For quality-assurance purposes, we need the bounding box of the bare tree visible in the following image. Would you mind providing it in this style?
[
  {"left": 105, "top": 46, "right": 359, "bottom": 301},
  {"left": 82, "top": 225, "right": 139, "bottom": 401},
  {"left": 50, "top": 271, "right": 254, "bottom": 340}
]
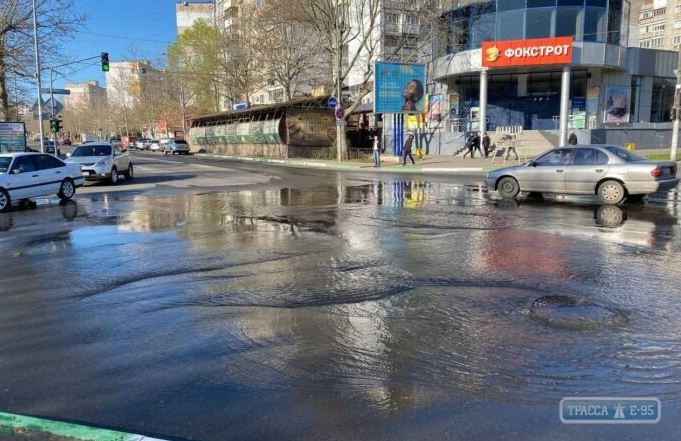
[
  {"left": 251, "top": 0, "right": 330, "bottom": 101},
  {"left": 0, "top": 0, "right": 84, "bottom": 120}
]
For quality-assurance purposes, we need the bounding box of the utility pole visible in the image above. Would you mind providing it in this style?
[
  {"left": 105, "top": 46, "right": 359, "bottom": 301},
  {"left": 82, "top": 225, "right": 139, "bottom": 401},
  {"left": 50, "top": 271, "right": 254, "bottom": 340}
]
[
  {"left": 671, "top": 47, "right": 681, "bottom": 161},
  {"left": 32, "top": 0, "right": 45, "bottom": 153}
]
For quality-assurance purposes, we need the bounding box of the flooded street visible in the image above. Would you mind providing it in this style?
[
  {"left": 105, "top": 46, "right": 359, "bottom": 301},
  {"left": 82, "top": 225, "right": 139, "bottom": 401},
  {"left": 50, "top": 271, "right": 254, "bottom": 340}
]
[{"left": 1, "top": 170, "right": 680, "bottom": 440}]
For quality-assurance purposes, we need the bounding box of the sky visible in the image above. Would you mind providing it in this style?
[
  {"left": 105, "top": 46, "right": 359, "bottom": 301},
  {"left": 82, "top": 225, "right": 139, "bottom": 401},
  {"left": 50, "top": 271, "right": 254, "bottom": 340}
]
[{"left": 51, "top": 0, "right": 203, "bottom": 89}]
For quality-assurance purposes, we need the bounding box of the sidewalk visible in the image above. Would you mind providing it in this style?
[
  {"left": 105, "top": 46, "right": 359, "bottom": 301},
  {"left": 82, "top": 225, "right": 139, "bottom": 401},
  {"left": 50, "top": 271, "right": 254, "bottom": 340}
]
[
  {"left": 195, "top": 152, "right": 519, "bottom": 174},
  {"left": 195, "top": 148, "right": 675, "bottom": 175}
]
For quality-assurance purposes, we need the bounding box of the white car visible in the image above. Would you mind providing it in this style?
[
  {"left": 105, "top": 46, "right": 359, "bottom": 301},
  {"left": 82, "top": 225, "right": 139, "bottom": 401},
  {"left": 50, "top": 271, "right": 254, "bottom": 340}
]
[
  {"left": 65, "top": 142, "right": 133, "bottom": 185},
  {"left": 149, "top": 140, "right": 161, "bottom": 151},
  {"left": 0, "top": 152, "right": 85, "bottom": 213}
]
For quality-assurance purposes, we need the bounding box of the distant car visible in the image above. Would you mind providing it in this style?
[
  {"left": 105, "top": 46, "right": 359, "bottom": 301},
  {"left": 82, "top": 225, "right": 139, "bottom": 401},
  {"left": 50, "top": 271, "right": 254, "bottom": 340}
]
[
  {"left": 0, "top": 152, "right": 84, "bottom": 212},
  {"left": 134, "top": 138, "right": 151, "bottom": 150},
  {"left": 60, "top": 138, "right": 72, "bottom": 146},
  {"left": 65, "top": 142, "right": 133, "bottom": 185},
  {"left": 149, "top": 140, "right": 161, "bottom": 151},
  {"left": 485, "top": 144, "right": 679, "bottom": 205},
  {"left": 164, "top": 139, "right": 190, "bottom": 155}
]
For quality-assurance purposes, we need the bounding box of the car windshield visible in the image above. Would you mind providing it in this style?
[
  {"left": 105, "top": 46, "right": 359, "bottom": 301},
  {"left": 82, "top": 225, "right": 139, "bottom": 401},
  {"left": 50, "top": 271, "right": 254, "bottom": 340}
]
[
  {"left": 175, "top": 141, "right": 188, "bottom": 145},
  {"left": 604, "top": 145, "right": 646, "bottom": 162},
  {"left": 0, "top": 157, "right": 10, "bottom": 173},
  {"left": 71, "top": 145, "right": 112, "bottom": 157}
]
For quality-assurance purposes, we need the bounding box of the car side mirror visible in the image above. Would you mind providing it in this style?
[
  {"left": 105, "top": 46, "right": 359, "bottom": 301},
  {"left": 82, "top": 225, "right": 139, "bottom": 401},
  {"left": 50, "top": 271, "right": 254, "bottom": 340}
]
[
  {"left": 66, "top": 152, "right": 71, "bottom": 158},
  {"left": 11, "top": 169, "right": 21, "bottom": 174},
  {"left": 528, "top": 161, "right": 537, "bottom": 167}
]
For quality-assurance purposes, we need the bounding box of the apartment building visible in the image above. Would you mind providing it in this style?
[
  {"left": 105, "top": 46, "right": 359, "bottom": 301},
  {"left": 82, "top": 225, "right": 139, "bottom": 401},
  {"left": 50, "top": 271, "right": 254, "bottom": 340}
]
[
  {"left": 637, "top": 0, "right": 681, "bottom": 50},
  {"left": 63, "top": 81, "right": 106, "bottom": 113},
  {"left": 105, "top": 61, "right": 160, "bottom": 109},
  {"left": 176, "top": 1, "right": 216, "bottom": 35}
]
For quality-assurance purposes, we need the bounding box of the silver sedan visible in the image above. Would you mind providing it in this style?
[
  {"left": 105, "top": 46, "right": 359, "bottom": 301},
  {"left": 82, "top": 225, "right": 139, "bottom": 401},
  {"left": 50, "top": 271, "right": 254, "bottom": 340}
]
[{"left": 485, "top": 145, "right": 678, "bottom": 204}]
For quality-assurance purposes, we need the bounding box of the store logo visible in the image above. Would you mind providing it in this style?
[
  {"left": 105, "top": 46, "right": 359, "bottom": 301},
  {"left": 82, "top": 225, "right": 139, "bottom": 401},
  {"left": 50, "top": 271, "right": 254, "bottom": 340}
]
[
  {"left": 560, "top": 397, "right": 661, "bottom": 424},
  {"left": 485, "top": 46, "right": 500, "bottom": 62},
  {"left": 481, "top": 37, "right": 573, "bottom": 67}
]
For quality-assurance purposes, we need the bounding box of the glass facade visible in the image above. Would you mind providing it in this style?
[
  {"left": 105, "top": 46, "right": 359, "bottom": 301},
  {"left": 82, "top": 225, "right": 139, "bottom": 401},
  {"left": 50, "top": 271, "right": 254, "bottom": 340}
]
[{"left": 443, "top": 0, "right": 626, "bottom": 55}]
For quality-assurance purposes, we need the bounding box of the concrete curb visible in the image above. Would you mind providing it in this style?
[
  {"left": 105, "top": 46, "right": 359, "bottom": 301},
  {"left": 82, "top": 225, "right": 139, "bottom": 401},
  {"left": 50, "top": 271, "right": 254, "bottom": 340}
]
[
  {"left": 194, "top": 153, "right": 489, "bottom": 174},
  {"left": 0, "top": 411, "right": 167, "bottom": 441}
]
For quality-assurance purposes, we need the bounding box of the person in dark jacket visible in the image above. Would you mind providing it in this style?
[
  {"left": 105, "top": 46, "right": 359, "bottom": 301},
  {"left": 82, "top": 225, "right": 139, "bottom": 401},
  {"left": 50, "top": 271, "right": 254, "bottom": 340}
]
[
  {"left": 568, "top": 132, "right": 578, "bottom": 145},
  {"left": 402, "top": 133, "right": 415, "bottom": 165},
  {"left": 482, "top": 133, "right": 491, "bottom": 157}
]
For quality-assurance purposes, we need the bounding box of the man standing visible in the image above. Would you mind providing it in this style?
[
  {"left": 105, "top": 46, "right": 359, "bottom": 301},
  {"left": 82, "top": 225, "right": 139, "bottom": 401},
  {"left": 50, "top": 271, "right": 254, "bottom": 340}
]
[
  {"left": 482, "top": 133, "right": 491, "bottom": 157},
  {"left": 403, "top": 133, "right": 415, "bottom": 166},
  {"left": 372, "top": 135, "right": 381, "bottom": 167},
  {"left": 568, "top": 132, "right": 578, "bottom": 145}
]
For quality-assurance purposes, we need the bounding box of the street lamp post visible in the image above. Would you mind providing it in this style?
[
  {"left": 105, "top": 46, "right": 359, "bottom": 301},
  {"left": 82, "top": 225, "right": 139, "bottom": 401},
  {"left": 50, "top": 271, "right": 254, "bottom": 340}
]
[{"left": 32, "top": 0, "right": 45, "bottom": 152}]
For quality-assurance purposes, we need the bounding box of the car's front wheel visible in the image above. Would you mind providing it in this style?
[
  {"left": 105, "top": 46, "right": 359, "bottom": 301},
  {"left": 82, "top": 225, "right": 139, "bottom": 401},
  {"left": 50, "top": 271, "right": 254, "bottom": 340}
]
[
  {"left": 57, "top": 178, "right": 76, "bottom": 201},
  {"left": 497, "top": 177, "right": 520, "bottom": 199},
  {"left": 124, "top": 163, "right": 134, "bottom": 180},
  {"left": 110, "top": 167, "right": 119, "bottom": 185},
  {"left": 597, "top": 180, "right": 625, "bottom": 205},
  {"left": 0, "top": 188, "right": 11, "bottom": 213}
]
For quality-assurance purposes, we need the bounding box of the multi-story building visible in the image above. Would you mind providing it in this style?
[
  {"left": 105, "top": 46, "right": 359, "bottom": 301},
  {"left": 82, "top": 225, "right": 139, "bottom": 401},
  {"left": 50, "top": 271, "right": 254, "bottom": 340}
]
[
  {"left": 63, "top": 81, "right": 106, "bottom": 112},
  {"left": 105, "top": 60, "right": 159, "bottom": 109},
  {"left": 637, "top": 0, "right": 681, "bottom": 50},
  {"left": 428, "top": 0, "right": 678, "bottom": 148},
  {"left": 176, "top": 1, "right": 216, "bottom": 35}
]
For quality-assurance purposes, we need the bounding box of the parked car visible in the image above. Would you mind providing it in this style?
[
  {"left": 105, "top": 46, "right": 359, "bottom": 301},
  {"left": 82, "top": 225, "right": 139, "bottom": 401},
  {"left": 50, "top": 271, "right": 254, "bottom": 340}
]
[
  {"left": 65, "top": 142, "right": 133, "bottom": 185},
  {"left": 134, "top": 138, "right": 151, "bottom": 150},
  {"left": 149, "top": 140, "right": 161, "bottom": 151},
  {"left": 164, "top": 139, "right": 190, "bottom": 155},
  {"left": 0, "top": 152, "right": 85, "bottom": 212},
  {"left": 60, "top": 138, "right": 72, "bottom": 146},
  {"left": 485, "top": 144, "right": 679, "bottom": 205}
]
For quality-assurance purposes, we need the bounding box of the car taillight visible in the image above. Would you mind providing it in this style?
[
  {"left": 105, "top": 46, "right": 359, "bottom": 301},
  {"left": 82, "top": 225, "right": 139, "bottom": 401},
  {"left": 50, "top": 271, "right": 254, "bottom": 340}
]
[
  {"left": 672, "top": 165, "right": 677, "bottom": 176},
  {"left": 651, "top": 167, "right": 663, "bottom": 178}
]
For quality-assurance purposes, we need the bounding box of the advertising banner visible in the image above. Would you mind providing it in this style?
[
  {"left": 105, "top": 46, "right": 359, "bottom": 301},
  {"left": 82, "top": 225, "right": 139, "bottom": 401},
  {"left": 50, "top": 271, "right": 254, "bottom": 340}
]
[
  {"left": 481, "top": 36, "right": 573, "bottom": 68},
  {"left": 603, "top": 87, "right": 630, "bottom": 123},
  {"left": 374, "top": 62, "right": 426, "bottom": 114},
  {"left": 0, "top": 122, "right": 26, "bottom": 153}
]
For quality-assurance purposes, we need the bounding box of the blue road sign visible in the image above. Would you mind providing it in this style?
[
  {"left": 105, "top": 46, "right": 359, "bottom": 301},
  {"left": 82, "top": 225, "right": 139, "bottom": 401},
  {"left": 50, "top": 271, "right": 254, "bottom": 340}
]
[{"left": 327, "top": 97, "right": 337, "bottom": 109}]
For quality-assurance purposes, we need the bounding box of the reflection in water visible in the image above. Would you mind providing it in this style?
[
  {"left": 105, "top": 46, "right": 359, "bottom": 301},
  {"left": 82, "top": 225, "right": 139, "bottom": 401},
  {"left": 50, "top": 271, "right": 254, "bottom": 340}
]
[{"left": 1, "top": 177, "right": 681, "bottom": 439}]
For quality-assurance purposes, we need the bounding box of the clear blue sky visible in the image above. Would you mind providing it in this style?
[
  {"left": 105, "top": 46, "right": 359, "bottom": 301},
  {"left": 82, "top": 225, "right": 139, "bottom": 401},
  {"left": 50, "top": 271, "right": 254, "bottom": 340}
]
[{"left": 53, "top": 1, "right": 202, "bottom": 89}]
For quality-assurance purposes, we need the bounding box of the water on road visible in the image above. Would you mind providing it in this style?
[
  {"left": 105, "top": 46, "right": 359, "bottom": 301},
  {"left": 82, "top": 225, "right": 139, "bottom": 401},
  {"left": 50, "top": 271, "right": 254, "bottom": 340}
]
[{"left": 1, "top": 176, "right": 680, "bottom": 440}]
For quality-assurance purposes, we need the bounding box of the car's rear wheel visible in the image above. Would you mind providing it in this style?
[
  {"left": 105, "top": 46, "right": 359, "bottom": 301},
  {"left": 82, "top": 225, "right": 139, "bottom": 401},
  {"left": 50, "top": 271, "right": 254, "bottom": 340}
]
[
  {"left": 110, "top": 167, "right": 119, "bottom": 185},
  {"left": 597, "top": 180, "right": 625, "bottom": 205},
  {"left": 57, "top": 178, "right": 76, "bottom": 201},
  {"left": 498, "top": 177, "right": 520, "bottom": 199},
  {"left": 0, "top": 188, "right": 10, "bottom": 213},
  {"left": 124, "top": 163, "right": 134, "bottom": 180}
]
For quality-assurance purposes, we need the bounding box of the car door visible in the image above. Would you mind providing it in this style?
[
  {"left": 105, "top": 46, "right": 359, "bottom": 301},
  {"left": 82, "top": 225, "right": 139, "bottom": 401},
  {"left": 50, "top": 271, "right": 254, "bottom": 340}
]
[
  {"left": 113, "top": 145, "right": 129, "bottom": 169},
  {"left": 32, "top": 154, "right": 69, "bottom": 195},
  {"left": 564, "top": 148, "right": 610, "bottom": 194},
  {"left": 521, "top": 148, "right": 572, "bottom": 193},
  {"left": 7, "top": 155, "right": 42, "bottom": 200}
]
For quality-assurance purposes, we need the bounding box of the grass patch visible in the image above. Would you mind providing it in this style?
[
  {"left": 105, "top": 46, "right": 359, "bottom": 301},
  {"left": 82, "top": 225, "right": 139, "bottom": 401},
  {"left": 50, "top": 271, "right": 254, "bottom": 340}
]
[{"left": 644, "top": 153, "right": 681, "bottom": 161}]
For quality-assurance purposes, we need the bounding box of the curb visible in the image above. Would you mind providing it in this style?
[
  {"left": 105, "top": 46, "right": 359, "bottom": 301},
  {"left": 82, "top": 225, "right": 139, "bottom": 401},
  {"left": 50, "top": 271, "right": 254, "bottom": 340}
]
[
  {"left": 194, "top": 153, "right": 489, "bottom": 174},
  {"left": 0, "top": 411, "right": 167, "bottom": 441}
]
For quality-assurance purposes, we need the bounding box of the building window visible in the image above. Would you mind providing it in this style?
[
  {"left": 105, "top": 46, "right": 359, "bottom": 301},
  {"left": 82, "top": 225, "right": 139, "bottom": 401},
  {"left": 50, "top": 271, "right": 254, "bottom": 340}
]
[
  {"left": 526, "top": 7, "right": 555, "bottom": 38},
  {"left": 556, "top": 7, "right": 582, "bottom": 39}
]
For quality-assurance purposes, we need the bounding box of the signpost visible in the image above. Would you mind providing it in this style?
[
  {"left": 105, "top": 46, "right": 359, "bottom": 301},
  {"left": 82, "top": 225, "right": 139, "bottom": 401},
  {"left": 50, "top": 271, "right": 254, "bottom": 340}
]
[{"left": 327, "top": 96, "right": 337, "bottom": 109}]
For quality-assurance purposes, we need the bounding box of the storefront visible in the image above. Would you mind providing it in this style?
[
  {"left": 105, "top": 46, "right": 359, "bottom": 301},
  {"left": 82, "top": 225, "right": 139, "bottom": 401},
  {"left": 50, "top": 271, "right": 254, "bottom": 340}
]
[{"left": 430, "top": 0, "right": 678, "bottom": 147}]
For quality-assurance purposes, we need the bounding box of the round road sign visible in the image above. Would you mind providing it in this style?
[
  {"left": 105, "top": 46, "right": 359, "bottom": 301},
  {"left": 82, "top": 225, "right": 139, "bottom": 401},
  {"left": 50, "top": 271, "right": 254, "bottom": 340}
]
[{"left": 327, "top": 97, "right": 337, "bottom": 108}]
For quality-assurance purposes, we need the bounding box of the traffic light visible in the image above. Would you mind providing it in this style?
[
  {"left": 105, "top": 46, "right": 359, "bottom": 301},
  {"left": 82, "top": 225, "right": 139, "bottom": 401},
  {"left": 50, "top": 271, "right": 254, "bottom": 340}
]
[
  {"left": 101, "top": 52, "right": 109, "bottom": 72},
  {"left": 50, "top": 118, "right": 59, "bottom": 133}
]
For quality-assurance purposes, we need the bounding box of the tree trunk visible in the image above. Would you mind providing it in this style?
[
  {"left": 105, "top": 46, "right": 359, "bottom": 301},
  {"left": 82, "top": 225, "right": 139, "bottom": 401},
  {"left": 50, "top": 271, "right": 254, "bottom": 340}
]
[{"left": 0, "top": 39, "right": 10, "bottom": 120}]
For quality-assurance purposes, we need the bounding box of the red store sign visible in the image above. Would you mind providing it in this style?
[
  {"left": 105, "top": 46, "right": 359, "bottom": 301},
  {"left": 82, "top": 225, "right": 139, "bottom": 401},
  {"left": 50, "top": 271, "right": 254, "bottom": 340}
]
[{"left": 481, "top": 37, "right": 573, "bottom": 67}]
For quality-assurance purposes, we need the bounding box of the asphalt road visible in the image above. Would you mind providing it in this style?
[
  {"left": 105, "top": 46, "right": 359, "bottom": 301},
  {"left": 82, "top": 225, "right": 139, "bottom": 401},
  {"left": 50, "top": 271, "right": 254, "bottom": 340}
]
[{"left": 1, "top": 152, "right": 680, "bottom": 441}]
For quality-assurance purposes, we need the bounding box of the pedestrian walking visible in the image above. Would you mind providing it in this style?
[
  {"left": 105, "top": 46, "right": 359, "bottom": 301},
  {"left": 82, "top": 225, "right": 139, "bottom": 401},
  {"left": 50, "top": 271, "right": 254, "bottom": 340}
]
[
  {"left": 463, "top": 133, "right": 474, "bottom": 158},
  {"left": 372, "top": 135, "right": 381, "bottom": 167},
  {"left": 471, "top": 133, "right": 483, "bottom": 158},
  {"left": 568, "top": 132, "right": 578, "bottom": 145},
  {"left": 482, "top": 133, "right": 491, "bottom": 157},
  {"left": 402, "top": 133, "right": 415, "bottom": 165}
]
